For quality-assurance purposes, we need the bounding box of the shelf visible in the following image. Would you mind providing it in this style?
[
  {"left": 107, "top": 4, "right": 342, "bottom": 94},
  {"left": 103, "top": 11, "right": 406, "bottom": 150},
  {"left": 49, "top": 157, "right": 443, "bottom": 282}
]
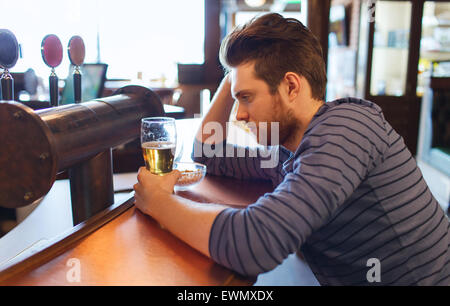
[
  {"left": 373, "top": 46, "right": 408, "bottom": 51},
  {"left": 420, "top": 50, "right": 450, "bottom": 61}
]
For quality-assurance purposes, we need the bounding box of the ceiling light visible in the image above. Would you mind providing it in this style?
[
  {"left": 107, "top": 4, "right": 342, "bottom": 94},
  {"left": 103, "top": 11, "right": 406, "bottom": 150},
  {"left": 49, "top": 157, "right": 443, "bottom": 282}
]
[{"left": 244, "top": 0, "right": 266, "bottom": 8}]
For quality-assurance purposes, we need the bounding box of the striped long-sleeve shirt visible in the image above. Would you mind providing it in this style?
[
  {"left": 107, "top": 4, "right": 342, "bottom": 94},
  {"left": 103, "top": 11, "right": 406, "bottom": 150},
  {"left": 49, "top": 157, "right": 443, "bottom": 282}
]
[{"left": 193, "top": 97, "right": 450, "bottom": 286}]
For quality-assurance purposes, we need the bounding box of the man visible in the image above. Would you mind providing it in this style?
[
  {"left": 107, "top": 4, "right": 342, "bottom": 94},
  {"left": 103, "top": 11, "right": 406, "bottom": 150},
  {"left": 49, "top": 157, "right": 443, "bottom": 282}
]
[{"left": 134, "top": 13, "right": 449, "bottom": 285}]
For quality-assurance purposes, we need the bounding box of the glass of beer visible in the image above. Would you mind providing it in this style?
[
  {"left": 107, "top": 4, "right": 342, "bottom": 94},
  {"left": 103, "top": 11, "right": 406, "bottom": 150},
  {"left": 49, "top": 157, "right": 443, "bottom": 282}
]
[{"left": 141, "top": 117, "right": 177, "bottom": 175}]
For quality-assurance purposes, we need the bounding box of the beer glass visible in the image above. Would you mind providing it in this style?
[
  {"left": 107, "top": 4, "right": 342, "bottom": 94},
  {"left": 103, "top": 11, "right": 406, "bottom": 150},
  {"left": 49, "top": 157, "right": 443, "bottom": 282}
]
[{"left": 141, "top": 117, "right": 177, "bottom": 175}]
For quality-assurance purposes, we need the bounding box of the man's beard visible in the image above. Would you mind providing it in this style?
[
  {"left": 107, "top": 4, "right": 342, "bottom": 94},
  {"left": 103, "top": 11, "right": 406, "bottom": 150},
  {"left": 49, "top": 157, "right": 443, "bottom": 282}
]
[
  {"left": 277, "top": 107, "right": 298, "bottom": 147},
  {"left": 256, "top": 93, "right": 298, "bottom": 147}
]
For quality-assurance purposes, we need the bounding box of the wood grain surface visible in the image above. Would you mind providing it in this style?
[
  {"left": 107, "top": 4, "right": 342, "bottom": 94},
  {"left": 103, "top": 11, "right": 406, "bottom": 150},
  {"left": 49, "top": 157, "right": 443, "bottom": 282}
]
[{"left": 1, "top": 175, "right": 272, "bottom": 285}]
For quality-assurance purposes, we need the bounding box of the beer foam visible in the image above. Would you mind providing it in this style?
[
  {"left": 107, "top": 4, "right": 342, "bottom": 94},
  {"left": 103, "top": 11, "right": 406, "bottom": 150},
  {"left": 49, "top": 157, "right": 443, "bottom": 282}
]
[{"left": 142, "top": 141, "right": 176, "bottom": 149}]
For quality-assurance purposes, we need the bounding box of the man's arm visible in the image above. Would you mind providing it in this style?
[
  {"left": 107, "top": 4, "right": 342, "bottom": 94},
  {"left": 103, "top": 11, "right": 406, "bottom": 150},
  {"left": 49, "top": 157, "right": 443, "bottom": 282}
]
[{"left": 195, "top": 74, "right": 234, "bottom": 144}]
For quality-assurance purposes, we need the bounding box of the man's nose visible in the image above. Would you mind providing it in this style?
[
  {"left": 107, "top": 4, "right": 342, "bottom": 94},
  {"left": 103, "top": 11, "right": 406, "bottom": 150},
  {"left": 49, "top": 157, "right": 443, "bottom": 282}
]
[{"left": 235, "top": 102, "right": 249, "bottom": 122}]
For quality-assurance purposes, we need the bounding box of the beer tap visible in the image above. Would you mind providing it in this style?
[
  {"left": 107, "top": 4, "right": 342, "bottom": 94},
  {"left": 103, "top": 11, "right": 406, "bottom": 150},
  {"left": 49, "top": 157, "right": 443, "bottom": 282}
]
[
  {"left": 41, "top": 34, "right": 63, "bottom": 107},
  {"left": 0, "top": 29, "right": 19, "bottom": 101},
  {"left": 68, "top": 36, "right": 85, "bottom": 103}
]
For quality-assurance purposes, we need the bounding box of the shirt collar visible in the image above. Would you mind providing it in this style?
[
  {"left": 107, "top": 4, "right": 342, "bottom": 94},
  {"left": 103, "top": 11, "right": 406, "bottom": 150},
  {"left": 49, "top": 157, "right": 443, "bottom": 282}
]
[{"left": 280, "top": 102, "right": 330, "bottom": 173}]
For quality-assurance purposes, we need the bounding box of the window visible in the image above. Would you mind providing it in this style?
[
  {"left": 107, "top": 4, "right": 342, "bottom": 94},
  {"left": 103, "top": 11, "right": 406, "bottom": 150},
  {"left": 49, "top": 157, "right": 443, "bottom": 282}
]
[
  {"left": 370, "top": 1, "right": 412, "bottom": 96},
  {"left": 417, "top": 1, "right": 450, "bottom": 96},
  {"left": 222, "top": 0, "right": 306, "bottom": 32},
  {"left": 0, "top": 0, "right": 204, "bottom": 84}
]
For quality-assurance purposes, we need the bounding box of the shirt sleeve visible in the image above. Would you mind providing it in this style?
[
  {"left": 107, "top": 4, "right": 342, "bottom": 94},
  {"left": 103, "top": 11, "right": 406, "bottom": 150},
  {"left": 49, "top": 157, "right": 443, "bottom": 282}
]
[
  {"left": 208, "top": 106, "right": 389, "bottom": 276},
  {"left": 192, "top": 139, "right": 282, "bottom": 184}
]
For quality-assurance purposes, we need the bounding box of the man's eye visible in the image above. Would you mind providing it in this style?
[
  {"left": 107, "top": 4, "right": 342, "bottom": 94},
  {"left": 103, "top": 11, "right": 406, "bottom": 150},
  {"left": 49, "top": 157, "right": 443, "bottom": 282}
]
[{"left": 241, "top": 95, "right": 250, "bottom": 102}]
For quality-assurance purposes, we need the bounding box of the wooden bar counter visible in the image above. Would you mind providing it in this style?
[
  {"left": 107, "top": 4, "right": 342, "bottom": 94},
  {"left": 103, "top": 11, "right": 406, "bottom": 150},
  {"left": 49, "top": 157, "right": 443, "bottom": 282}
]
[{"left": 0, "top": 171, "right": 273, "bottom": 286}]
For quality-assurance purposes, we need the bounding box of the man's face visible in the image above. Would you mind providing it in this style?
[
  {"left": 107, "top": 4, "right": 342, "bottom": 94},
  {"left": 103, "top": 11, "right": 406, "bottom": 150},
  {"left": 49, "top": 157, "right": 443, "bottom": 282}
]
[{"left": 230, "top": 62, "right": 297, "bottom": 147}]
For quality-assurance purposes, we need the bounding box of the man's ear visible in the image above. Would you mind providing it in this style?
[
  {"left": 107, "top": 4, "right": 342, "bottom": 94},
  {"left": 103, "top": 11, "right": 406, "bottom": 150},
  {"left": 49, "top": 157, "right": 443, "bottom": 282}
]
[{"left": 283, "top": 72, "right": 301, "bottom": 101}]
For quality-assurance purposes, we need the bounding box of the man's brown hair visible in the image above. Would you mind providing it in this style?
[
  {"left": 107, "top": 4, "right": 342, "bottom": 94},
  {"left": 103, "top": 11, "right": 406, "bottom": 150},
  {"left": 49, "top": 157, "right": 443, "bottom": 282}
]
[{"left": 220, "top": 13, "right": 327, "bottom": 100}]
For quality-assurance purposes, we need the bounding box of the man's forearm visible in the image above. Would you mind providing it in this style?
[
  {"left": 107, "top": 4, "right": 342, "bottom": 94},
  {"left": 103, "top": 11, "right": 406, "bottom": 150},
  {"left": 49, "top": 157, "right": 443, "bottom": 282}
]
[
  {"left": 195, "top": 75, "right": 235, "bottom": 144},
  {"left": 154, "top": 195, "right": 228, "bottom": 257}
]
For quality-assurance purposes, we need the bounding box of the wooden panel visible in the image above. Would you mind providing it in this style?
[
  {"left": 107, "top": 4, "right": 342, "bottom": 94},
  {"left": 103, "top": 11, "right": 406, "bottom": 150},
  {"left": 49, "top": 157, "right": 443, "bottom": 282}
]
[
  {"left": 308, "top": 0, "right": 331, "bottom": 66},
  {"left": 430, "top": 77, "right": 450, "bottom": 90},
  {"left": 370, "top": 96, "right": 421, "bottom": 155},
  {"left": 204, "top": 0, "right": 224, "bottom": 84}
]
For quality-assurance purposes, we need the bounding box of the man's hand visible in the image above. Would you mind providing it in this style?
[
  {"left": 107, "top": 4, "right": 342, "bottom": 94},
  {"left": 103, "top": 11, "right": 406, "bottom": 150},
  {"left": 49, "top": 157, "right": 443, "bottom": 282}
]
[
  {"left": 133, "top": 167, "right": 181, "bottom": 218},
  {"left": 133, "top": 167, "right": 227, "bottom": 258}
]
